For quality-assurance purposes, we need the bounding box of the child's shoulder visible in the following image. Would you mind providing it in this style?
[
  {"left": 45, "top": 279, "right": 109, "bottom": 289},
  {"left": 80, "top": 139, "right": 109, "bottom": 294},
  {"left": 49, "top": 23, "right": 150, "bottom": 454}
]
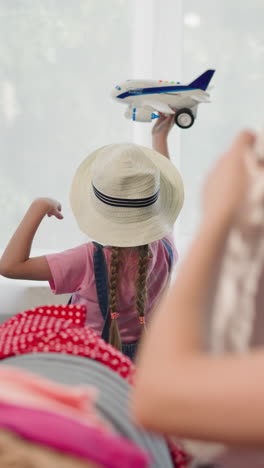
[
  {"left": 149, "top": 233, "right": 175, "bottom": 252},
  {"left": 161, "top": 233, "right": 175, "bottom": 247},
  {"left": 151, "top": 234, "right": 178, "bottom": 265}
]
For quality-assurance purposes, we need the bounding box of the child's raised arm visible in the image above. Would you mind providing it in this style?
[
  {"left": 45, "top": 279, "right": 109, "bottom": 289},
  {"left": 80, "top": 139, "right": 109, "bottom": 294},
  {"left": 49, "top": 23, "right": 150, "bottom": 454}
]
[
  {"left": 0, "top": 198, "right": 63, "bottom": 281},
  {"left": 152, "top": 113, "right": 175, "bottom": 159}
]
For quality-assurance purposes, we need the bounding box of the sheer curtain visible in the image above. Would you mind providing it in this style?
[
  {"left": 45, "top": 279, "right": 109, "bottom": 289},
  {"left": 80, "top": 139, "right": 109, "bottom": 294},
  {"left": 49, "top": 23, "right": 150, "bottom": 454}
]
[
  {"left": 0, "top": 0, "right": 133, "bottom": 252},
  {"left": 131, "top": 0, "right": 183, "bottom": 252},
  {"left": 181, "top": 0, "right": 264, "bottom": 254},
  {"left": 0, "top": 0, "right": 135, "bottom": 313}
]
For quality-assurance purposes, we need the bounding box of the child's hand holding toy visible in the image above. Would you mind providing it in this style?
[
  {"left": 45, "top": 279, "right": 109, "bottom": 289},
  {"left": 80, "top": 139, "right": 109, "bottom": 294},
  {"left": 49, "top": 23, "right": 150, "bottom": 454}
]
[{"left": 152, "top": 113, "right": 176, "bottom": 159}]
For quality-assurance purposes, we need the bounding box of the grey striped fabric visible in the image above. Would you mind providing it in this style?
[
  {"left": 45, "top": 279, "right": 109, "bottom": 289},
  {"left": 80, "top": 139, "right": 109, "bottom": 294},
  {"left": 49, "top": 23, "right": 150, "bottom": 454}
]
[{"left": 0, "top": 353, "right": 173, "bottom": 468}]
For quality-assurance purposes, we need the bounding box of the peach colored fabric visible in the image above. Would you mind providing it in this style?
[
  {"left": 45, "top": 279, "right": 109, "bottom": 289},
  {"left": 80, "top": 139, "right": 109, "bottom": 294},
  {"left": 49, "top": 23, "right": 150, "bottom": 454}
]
[{"left": 0, "top": 366, "right": 106, "bottom": 429}]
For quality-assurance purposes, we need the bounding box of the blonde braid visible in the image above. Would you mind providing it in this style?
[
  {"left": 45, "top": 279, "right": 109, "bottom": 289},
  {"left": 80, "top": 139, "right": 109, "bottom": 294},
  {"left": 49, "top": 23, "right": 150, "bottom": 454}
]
[
  {"left": 135, "top": 245, "right": 149, "bottom": 333},
  {"left": 108, "top": 246, "right": 122, "bottom": 350}
]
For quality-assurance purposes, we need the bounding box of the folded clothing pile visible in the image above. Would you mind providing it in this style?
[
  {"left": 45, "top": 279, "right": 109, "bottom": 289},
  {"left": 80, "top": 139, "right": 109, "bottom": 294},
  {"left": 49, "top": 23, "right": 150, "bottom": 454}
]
[{"left": 0, "top": 366, "right": 150, "bottom": 468}]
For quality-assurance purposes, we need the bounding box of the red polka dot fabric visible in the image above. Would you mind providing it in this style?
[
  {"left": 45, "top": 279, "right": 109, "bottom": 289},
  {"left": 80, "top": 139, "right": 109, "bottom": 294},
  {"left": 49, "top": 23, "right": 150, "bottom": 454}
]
[
  {"left": 0, "top": 304, "right": 135, "bottom": 384},
  {"left": 167, "top": 439, "right": 191, "bottom": 468},
  {"left": 0, "top": 304, "right": 189, "bottom": 468}
]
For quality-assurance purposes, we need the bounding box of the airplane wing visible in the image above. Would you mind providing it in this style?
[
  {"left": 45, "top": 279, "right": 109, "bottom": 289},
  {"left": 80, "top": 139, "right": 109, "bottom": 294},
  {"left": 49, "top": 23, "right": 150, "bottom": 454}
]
[
  {"left": 147, "top": 101, "right": 175, "bottom": 114},
  {"left": 191, "top": 94, "right": 211, "bottom": 103}
]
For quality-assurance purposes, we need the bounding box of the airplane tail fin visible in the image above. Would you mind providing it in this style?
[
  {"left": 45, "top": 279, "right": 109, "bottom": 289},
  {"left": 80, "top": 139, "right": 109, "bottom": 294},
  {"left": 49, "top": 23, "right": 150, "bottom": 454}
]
[{"left": 188, "top": 69, "right": 215, "bottom": 91}]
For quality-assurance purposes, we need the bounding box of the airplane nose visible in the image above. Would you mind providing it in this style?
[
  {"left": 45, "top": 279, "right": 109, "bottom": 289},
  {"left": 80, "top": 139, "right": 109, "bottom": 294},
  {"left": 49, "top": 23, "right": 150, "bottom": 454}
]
[
  {"left": 111, "top": 88, "right": 118, "bottom": 99},
  {"left": 111, "top": 85, "right": 122, "bottom": 100}
]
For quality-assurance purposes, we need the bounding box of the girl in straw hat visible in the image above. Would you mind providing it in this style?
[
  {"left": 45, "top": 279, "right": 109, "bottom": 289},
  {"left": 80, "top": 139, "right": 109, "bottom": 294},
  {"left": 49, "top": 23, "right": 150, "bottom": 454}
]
[{"left": 0, "top": 115, "right": 184, "bottom": 359}]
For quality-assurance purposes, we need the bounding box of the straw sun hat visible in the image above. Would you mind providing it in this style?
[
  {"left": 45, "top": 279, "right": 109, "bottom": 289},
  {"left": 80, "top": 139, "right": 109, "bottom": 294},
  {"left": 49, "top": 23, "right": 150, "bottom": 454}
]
[{"left": 70, "top": 143, "right": 184, "bottom": 247}]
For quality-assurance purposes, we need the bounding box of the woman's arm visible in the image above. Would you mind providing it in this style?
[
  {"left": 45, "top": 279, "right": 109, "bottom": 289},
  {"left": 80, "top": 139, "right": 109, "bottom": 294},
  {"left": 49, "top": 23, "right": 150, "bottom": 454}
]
[
  {"left": 152, "top": 113, "right": 175, "bottom": 159},
  {"left": 131, "top": 130, "right": 264, "bottom": 446},
  {"left": 0, "top": 198, "right": 63, "bottom": 281}
]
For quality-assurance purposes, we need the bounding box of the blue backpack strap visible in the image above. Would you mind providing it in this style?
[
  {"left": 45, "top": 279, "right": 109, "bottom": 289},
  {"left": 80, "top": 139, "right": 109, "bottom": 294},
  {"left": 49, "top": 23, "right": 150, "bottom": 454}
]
[
  {"left": 161, "top": 239, "right": 174, "bottom": 272},
  {"left": 92, "top": 242, "right": 110, "bottom": 343}
]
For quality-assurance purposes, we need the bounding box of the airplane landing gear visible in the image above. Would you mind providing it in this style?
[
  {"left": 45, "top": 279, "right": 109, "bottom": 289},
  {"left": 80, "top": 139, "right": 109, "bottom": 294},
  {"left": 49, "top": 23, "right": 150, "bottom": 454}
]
[{"left": 175, "top": 108, "right": 195, "bottom": 129}]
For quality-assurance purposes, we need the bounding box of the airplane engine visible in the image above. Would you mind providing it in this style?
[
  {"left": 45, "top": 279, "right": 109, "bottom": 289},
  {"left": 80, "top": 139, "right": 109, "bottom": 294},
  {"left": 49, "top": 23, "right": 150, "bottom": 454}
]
[{"left": 125, "top": 107, "right": 153, "bottom": 122}]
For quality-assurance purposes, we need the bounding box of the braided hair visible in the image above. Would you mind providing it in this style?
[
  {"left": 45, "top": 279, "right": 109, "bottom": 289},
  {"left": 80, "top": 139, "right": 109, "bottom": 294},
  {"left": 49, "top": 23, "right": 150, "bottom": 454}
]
[
  {"left": 108, "top": 245, "right": 149, "bottom": 351},
  {"left": 135, "top": 245, "right": 149, "bottom": 333},
  {"left": 108, "top": 246, "right": 122, "bottom": 350}
]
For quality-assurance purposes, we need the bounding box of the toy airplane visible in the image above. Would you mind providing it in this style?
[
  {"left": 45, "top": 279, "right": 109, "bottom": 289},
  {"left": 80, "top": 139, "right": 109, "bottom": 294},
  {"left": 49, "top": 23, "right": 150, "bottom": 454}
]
[{"left": 112, "top": 69, "right": 215, "bottom": 129}]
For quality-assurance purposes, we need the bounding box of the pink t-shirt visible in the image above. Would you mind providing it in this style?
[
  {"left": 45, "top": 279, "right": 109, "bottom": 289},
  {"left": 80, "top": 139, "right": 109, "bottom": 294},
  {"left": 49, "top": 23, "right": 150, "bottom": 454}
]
[{"left": 46, "top": 235, "right": 177, "bottom": 343}]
